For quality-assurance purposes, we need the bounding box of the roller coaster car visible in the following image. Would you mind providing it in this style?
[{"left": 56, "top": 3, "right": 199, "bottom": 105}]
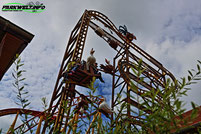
[
  {"left": 95, "top": 26, "right": 105, "bottom": 37},
  {"left": 63, "top": 62, "right": 104, "bottom": 86},
  {"left": 118, "top": 25, "right": 137, "bottom": 42},
  {"left": 126, "top": 32, "right": 136, "bottom": 42},
  {"left": 100, "top": 64, "right": 114, "bottom": 75},
  {"left": 108, "top": 38, "right": 118, "bottom": 50},
  {"left": 100, "top": 58, "right": 115, "bottom": 75}
]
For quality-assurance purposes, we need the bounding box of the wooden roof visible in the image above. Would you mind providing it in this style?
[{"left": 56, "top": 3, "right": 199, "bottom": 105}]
[
  {"left": 0, "top": 16, "right": 34, "bottom": 80},
  {"left": 173, "top": 106, "right": 201, "bottom": 134}
]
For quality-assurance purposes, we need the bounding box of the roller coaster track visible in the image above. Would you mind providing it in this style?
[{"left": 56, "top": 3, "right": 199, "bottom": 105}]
[
  {"left": 0, "top": 108, "right": 49, "bottom": 133},
  {"left": 0, "top": 95, "right": 102, "bottom": 133},
  {"left": 0, "top": 10, "right": 176, "bottom": 133},
  {"left": 87, "top": 10, "right": 176, "bottom": 115}
]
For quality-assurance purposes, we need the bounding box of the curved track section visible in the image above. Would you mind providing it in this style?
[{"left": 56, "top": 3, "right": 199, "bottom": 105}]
[
  {"left": 88, "top": 10, "right": 175, "bottom": 80},
  {"left": 44, "top": 10, "right": 177, "bottom": 131},
  {"left": 0, "top": 108, "right": 44, "bottom": 117},
  {"left": 118, "top": 58, "right": 175, "bottom": 93},
  {"left": 117, "top": 57, "right": 176, "bottom": 113},
  {"left": 0, "top": 95, "right": 102, "bottom": 133},
  {"left": 0, "top": 10, "right": 177, "bottom": 132}
]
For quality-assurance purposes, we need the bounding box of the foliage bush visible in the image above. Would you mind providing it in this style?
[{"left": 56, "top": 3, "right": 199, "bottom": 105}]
[{"left": 3, "top": 56, "right": 201, "bottom": 134}]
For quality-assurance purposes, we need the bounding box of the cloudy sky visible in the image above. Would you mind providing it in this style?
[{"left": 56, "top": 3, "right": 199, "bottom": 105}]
[{"left": 0, "top": 0, "right": 201, "bottom": 131}]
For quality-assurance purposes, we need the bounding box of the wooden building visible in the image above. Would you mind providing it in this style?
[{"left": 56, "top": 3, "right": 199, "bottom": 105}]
[{"left": 0, "top": 16, "right": 34, "bottom": 80}]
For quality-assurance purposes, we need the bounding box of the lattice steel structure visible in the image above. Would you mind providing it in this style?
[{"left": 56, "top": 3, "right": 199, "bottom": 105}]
[{"left": 0, "top": 10, "right": 176, "bottom": 133}]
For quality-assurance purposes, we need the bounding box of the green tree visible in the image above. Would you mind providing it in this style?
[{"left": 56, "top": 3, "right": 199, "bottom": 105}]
[
  {"left": 12, "top": 54, "right": 30, "bottom": 109},
  {"left": 10, "top": 54, "right": 32, "bottom": 133},
  {"left": 110, "top": 60, "right": 201, "bottom": 134}
]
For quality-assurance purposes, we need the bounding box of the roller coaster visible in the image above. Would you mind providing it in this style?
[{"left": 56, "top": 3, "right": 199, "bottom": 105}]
[{"left": 0, "top": 10, "right": 176, "bottom": 133}]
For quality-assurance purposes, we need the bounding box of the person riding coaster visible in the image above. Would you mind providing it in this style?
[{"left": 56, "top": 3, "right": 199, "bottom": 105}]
[
  {"left": 62, "top": 61, "right": 104, "bottom": 83},
  {"left": 62, "top": 49, "right": 105, "bottom": 84},
  {"left": 119, "top": 25, "right": 137, "bottom": 42}
]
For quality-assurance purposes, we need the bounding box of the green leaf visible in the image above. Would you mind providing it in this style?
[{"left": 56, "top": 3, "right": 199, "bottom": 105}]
[
  {"left": 194, "top": 78, "right": 201, "bottom": 80},
  {"left": 17, "top": 57, "right": 21, "bottom": 64},
  {"left": 12, "top": 73, "right": 16, "bottom": 79},
  {"left": 188, "top": 70, "right": 193, "bottom": 76},
  {"left": 197, "top": 64, "right": 200, "bottom": 72},
  {"left": 19, "top": 86, "right": 24, "bottom": 91},
  {"left": 91, "top": 122, "right": 97, "bottom": 128},
  {"left": 18, "top": 63, "right": 24, "bottom": 67},
  {"left": 22, "top": 91, "right": 29, "bottom": 95},
  {"left": 12, "top": 83, "right": 17, "bottom": 88},
  {"left": 131, "top": 67, "right": 137, "bottom": 75},
  {"left": 86, "top": 114, "right": 90, "bottom": 120},
  {"left": 188, "top": 76, "right": 191, "bottom": 81},
  {"left": 191, "top": 102, "right": 196, "bottom": 109},
  {"left": 191, "top": 108, "right": 198, "bottom": 119},
  {"left": 189, "top": 81, "right": 197, "bottom": 84},
  {"left": 19, "top": 78, "right": 26, "bottom": 81},
  {"left": 23, "top": 102, "right": 30, "bottom": 108},
  {"left": 17, "top": 71, "right": 22, "bottom": 76},
  {"left": 22, "top": 99, "right": 28, "bottom": 103}
]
